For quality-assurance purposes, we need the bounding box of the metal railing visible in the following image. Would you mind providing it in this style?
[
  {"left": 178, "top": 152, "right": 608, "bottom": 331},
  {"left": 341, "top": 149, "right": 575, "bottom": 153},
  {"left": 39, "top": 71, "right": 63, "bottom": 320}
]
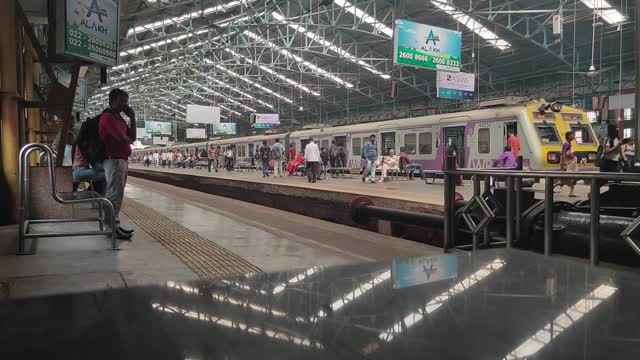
[
  {"left": 18, "top": 143, "right": 117, "bottom": 254},
  {"left": 443, "top": 156, "right": 640, "bottom": 266}
]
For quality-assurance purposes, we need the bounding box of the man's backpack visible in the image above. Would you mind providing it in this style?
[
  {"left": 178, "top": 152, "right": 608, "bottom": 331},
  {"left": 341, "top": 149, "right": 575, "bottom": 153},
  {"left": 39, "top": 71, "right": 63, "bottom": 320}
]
[
  {"left": 272, "top": 143, "right": 283, "bottom": 160},
  {"left": 337, "top": 145, "right": 346, "bottom": 159},
  {"left": 77, "top": 111, "right": 107, "bottom": 166}
]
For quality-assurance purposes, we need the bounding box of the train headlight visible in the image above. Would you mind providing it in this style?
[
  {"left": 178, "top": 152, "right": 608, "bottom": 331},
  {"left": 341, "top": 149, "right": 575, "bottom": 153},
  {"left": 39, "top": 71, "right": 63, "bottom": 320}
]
[{"left": 547, "top": 152, "right": 560, "bottom": 164}]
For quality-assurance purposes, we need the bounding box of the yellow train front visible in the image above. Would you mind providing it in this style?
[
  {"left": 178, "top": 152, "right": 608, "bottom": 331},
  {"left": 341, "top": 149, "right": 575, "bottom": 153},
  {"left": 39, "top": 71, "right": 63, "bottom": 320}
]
[{"left": 520, "top": 101, "right": 600, "bottom": 171}]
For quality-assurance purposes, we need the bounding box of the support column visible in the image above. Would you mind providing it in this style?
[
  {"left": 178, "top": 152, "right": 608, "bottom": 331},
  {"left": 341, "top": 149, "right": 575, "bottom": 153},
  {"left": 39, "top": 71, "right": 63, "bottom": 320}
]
[
  {"left": 0, "top": 0, "right": 19, "bottom": 225},
  {"left": 636, "top": 1, "right": 640, "bottom": 153}
]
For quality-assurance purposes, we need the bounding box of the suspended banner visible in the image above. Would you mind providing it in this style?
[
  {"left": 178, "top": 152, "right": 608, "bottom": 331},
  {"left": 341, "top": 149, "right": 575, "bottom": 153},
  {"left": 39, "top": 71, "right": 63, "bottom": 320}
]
[
  {"left": 212, "top": 123, "right": 237, "bottom": 136},
  {"left": 186, "top": 104, "right": 221, "bottom": 124},
  {"left": 186, "top": 128, "right": 206, "bottom": 139},
  {"left": 251, "top": 113, "right": 279, "bottom": 129},
  {"left": 152, "top": 136, "right": 168, "bottom": 145},
  {"left": 393, "top": 19, "right": 461, "bottom": 72},
  {"left": 145, "top": 121, "right": 172, "bottom": 135},
  {"left": 437, "top": 71, "right": 475, "bottom": 101},
  {"left": 136, "top": 128, "right": 147, "bottom": 139},
  {"left": 56, "top": 0, "right": 120, "bottom": 66}
]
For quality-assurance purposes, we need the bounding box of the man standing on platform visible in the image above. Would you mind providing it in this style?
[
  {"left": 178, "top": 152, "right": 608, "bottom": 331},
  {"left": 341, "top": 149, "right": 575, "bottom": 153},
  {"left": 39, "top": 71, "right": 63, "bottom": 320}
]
[
  {"left": 362, "top": 134, "right": 378, "bottom": 183},
  {"left": 260, "top": 140, "right": 271, "bottom": 177},
  {"left": 271, "top": 138, "right": 285, "bottom": 178},
  {"left": 98, "top": 88, "right": 136, "bottom": 240},
  {"left": 507, "top": 130, "right": 520, "bottom": 158},
  {"left": 304, "top": 137, "right": 321, "bottom": 183},
  {"left": 208, "top": 144, "right": 218, "bottom": 173}
]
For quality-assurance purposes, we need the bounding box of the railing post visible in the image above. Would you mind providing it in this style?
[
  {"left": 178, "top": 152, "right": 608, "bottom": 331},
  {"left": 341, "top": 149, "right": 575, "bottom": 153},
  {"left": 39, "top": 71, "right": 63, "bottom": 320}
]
[
  {"left": 472, "top": 175, "right": 480, "bottom": 251},
  {"left": 506, "top": 176, "right": 514, "bottom": 248},
  {"left": 515, "top": 156, "right": 523, "bottom": 244},
  {"left": 544, "top": 177, "right": 554, "bottom": 256},
  {"left": 590, "top": 180, "right": 600, "bottom": 266},
  {"left": 443, "top": 155, "right": 457, "bottom": 252},
  {"left": 483, "top": 176, "right": 491, "bottom": 246}
]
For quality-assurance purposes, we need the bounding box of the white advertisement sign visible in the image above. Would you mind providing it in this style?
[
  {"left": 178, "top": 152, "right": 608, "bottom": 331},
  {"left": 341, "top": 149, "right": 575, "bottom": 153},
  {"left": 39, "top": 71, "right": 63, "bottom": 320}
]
[
  {"left": 186, "top": 128, "right": 207, "bottom": 139},
  {"left": 136, "top": 128, "right": 147, "bottom": 139},
  {"left": 254, "top": 113, "right": 280, "bottom": 124},
  {"left": 153, "top": 136, "right": 168, "bottom": 145},
  {"left": 186, "top": 104, "right": 221, "bottom": 124},
  {"left": 436, "top": 71, "right": 475, "bottom": 101}
]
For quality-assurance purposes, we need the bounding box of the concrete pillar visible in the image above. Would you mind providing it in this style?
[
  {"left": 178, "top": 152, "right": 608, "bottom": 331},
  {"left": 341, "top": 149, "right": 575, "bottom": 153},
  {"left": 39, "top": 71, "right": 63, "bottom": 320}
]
[{"left": 0, "top": 0, "right": 19, "bottom": 225}]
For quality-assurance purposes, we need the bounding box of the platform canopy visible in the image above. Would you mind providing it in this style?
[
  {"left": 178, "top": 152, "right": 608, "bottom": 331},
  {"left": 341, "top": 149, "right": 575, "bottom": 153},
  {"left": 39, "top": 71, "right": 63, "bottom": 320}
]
[{"left": 85, "top": 0, "right": 634, "bottom": 127}]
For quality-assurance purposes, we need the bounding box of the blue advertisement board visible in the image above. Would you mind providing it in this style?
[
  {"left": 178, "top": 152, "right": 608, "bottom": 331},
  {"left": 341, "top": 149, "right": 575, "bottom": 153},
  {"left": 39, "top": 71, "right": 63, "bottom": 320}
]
[
  {"left": 393, "top": 19, "right": 462, "bottom": 72},
  {"left": 392, "top": 254, "right": 458, "bottom": 289}
]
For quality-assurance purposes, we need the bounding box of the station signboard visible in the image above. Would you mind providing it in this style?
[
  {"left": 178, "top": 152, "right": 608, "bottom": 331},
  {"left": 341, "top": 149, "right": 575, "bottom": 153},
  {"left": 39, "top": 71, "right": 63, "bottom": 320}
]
[
  {"left": 186, "top": 104, "right": 221, "bottom": 124},
  {"left": 393, "top": 19, "right": 461, "bottom": 72},
  {"left": 186, "top": 128, "right": 207, "bottom": 139},
  {"left": 213, "top": 123, "right": 237, "bottom": 136},
  {"left": 56, "top": 0, "right": 120, "bottom": 67},
  {"left": 145, "top": 121, "right": 172, "bottom": 135},
  {"left": 436, "top": 71, "right": 475, "bottom": 100}
]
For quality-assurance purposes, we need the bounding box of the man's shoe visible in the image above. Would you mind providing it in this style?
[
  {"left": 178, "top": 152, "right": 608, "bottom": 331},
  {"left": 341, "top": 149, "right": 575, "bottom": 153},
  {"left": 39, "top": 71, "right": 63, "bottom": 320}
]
[
  {"left": 118, "top": 226, "right": 134, "bottom": 235},
  {"left": 113, "top": 227, "right": 132, "bottom": 240}
]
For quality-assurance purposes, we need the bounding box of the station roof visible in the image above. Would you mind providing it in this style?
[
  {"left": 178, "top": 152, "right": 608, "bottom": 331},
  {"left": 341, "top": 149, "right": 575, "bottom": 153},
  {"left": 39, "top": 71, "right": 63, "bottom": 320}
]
[{"left": 86, "top": 0, "right": 635, "bottom": 127}]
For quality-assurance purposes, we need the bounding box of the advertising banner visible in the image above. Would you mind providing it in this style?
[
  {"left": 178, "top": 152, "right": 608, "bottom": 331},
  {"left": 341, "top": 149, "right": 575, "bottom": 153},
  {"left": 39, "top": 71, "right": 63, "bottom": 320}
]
[
  {"left": 186, "top": 128, "right": 207, "bottom": 139},
  {"left": 152, "top": 136, "right": 168, "bottom": 145},
  {"left": 393, "top": 19, "right": 461, "bottom": 72},
  {"left": 437, "top": 71, "right": 475, "bottom": 100},
  {"left": 136, "top": 128, "right": 147, "bottom": 139},
  {"left": 186, "top": 104, "right": 221, "bottom": 124},
  {"left": 254, "top": 113, "right": 280, "bottom": 125},
  {"left": 392, "top": 254, "right": 458, "bottom": 289},
  {"left": 253, "top": 123, "right": 278, "bottom": 129},
  {"left": 61, "top": 0, "right": 119, "bottom": 66},
  {"left": 55, "top": 69, "right": 87, "bottom": 110},
  {"left": 145, "top": 121, "right": 172, "bottom": 135},
  {"left": 213, "top": 123, "right": 237, "bottom": 136}
]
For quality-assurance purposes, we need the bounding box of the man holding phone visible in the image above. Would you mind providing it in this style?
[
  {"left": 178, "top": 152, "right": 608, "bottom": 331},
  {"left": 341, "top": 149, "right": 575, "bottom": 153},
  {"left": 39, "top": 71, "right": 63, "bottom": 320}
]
[{"left": 99, "top": 88, "right": 136, "bottom": 239}]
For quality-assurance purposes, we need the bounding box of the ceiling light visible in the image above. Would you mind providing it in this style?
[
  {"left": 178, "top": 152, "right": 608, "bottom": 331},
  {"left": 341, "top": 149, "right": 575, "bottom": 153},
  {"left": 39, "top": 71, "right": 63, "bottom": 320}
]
[
  {"left": 581, "top": 0, "right": 627, "bottom": 25},
  {"left": 333, "top": 0, "right": 393, "bottom": 37},
  {"left": 299, "top": 106, "right": 304, "bottom": 111}
]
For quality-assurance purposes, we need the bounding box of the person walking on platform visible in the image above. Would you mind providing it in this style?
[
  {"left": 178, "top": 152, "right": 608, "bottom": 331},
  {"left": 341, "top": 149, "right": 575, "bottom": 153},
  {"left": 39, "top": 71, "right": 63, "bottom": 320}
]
[
  {"left": 361, "top": 134, "right": 378, "bottom": 183},
  {"left": 208, "top": 144, "right": 219, "bottom": 173},
  {"left": 304, "top": 137, "right": 321, "bottom": 183},
  {"left": 623, "top": 138, "right": 636, "bottom": 171},
  {"left": 98, "top": 88, "right": 135, "bottom": 240},
  {"left": 260, "top": 140, "right": 271, "bottom": 177},
  {"left": 329, "top": 141, "right": 337, "bottom": 169},
  {"left": 320, "top": 147, "right": 329, "bottom": 180},
  {"left": 254, "top": 149, "right": 262, "bottom": 171},
  {"left": 288, "top": 143, "right": 296, "bottom": 162},
  {"left": 507, "top": 130, "right": 520, "bottom": 158},
  {"left": 271, "top": 138, "right": 285, "bottom": 178},
  {"left": 555, "top": 132, "right": 578, "bottom": 197}
]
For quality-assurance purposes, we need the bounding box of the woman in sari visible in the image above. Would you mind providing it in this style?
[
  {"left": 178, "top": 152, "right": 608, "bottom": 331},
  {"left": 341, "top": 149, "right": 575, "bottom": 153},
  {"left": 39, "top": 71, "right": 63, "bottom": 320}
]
[{"left": 288, "top": 151, "right": 305, "bottom": 175}]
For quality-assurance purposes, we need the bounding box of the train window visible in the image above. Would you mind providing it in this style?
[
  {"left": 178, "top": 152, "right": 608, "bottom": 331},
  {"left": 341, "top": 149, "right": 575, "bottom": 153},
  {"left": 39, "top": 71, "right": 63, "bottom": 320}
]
[
  {"left": 352, "top": 138, "right": 362, "bottom": 156},
  {"left": 404, "top": 134, "right": 417, "bottom": 154},
  {"left": 570, "top": 124, "right": 595, "bottom": 144},
  {"left": 321, "top": 140, "right": 329, "bottom": 150},
  {"left": 381, "top": 132, "right": 395, "bottom": 155},
  {"left": 478, "top": 128, "right": 490, "bottom": 154},
  {"left": 419, "top": 132, "right": 432, "bottom": 154},
  {"left": 535, "top": 124, "right": 561, "bottom": 143}
]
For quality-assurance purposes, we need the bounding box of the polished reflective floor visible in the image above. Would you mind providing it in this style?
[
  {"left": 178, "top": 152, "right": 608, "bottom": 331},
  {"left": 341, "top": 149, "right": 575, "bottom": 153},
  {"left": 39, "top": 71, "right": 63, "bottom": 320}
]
[{"left": 1, "top": 249, "right": 638, "bottom": 359}]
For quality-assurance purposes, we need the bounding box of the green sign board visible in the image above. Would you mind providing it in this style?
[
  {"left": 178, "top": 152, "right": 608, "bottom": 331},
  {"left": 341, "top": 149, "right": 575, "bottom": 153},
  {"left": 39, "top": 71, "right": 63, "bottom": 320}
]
[
  {"left": 393, "top": 19, "right": 461, "bottom": 72},
  {"left": 59, "top": 0, "right": 119, "bottom": 67},
  {"left": 213, "top": 123, "right": 237, "bottom": 136}
]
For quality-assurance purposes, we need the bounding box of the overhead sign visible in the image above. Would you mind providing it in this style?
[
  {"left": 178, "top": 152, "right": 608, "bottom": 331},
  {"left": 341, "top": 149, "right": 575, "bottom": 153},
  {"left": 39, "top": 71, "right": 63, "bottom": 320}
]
[
  {"left": 55, "top": 69, "right": 87, "bottom": 110},
  {"left": 437, "top": 71, "right": 475, "bottom": 101},
  {"left": 253, "top": 123, "right": 278, "bottom": 129},
  {"left": 393, "top": 19, "right": 461, "bottom": 72},
  {"left": 153, "top": 136, "right": 168, "bottom": 145},
  {"left": 136, "top": 127, "right": 147, "bottom": 139},
  {"left": 253, "top": 113, "right": 280, "bottom": 125},
  {"left": 186, "top": 128, "right": 207, "bottom": 139},
  {"left": 213, "top": 123, "right": 237, "bottom": 136},
  {"left": 392, "top": 254, "right": 458, "bottom": 289},
  {"left": 186, "top": 104, "right": 221, "bottom": 124},
  {"left": 57, "top": 0, "right": 120, "bottom": 66},
  {"left": 145, "top": 121, "right": 172, "bottom": 135}
]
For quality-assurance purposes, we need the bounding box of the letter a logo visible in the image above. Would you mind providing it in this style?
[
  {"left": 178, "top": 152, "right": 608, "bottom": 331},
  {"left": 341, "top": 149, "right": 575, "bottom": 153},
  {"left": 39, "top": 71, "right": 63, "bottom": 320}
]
[
  {"left": 426, "top": 30, "right": 440, "bottom": 46},
  {"left": 86, "top": 0, "right": 108, "bottom": 22}
]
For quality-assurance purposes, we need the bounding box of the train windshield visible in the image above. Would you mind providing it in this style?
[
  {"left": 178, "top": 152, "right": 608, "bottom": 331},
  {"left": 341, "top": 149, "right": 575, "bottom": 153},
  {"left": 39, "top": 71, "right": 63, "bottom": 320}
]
[
  {"left": 534, "top": 123, "right": 561, "bottom": 143},
  {"left": 569, "top": 124, "right": 595, "bottom": 144}
]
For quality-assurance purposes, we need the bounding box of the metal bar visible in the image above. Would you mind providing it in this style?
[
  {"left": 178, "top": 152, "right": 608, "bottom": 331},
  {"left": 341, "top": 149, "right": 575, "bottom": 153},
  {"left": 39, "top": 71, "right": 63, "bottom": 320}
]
[
  {"left": 24, "top": 231, "right": 114, "bottom": 238},
  {"left": 483, "top": 176, "right": 491, "bottom": 246},
  {"left": 544, "top": 177, "right": 554, "bottom": 256},
  {"left": 29, "top": 218, "right": 103, "bottom": 224},
  {"left": 472, "top": 175, "right": 480, "bottom": 251},
  {"left": 590, "top": 180, "right": 600, "bottom": 266},
  {"left": 515, "top": 156, "right": 523, "bottom": 244},
  {"left": 443, "top": 155, "right": 457, "bottom": 252},
  {"left": 506, "top": 176, "right": 514, "bottom": 248},
  {"left": 449, "top": 168, "right": 640, "bottom": 181}
]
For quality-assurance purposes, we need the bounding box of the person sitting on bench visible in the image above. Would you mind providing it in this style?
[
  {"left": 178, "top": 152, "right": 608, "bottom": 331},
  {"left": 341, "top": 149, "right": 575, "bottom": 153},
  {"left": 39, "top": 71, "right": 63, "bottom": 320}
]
[
  {"left": 400, "top": 147, "right": 424, "bottom": 180},
  {"left": 378, "top": 149, "right": 400, "bottom": 183}
]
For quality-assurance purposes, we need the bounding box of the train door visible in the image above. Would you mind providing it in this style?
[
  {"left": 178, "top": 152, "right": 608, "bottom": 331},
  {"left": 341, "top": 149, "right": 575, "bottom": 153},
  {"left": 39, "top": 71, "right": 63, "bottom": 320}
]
[
  {"left": 380, "top": 132, "right": 396, "bottom": 155},
  {"left": 300, "top": 138, "right": 310, "bottom": 151},
  {"left": 443, "top": 126, "right": 465, "bottom": 167}
]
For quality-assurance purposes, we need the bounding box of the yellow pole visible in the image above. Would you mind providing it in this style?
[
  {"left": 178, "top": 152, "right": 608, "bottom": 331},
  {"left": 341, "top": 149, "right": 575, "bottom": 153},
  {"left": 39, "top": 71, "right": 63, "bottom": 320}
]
[{"left": 0, "top": 0, "right": 19, "bottom": 225}]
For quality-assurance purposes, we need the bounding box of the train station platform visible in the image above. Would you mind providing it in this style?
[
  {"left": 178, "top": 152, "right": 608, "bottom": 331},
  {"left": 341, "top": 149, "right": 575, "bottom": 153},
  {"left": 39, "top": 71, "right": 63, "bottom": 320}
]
[
  {"left": 1, "top": 248, "right": 638, "bottom": 359},
  {"left": 0, "top": 177, "right": 440, "bottom": 299}
]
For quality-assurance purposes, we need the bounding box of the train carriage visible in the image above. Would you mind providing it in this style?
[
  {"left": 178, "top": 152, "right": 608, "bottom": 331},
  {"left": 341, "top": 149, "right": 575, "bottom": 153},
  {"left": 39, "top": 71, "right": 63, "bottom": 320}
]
[{"left": 134, "top": 101, "right": 599, "bottom": 172}]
